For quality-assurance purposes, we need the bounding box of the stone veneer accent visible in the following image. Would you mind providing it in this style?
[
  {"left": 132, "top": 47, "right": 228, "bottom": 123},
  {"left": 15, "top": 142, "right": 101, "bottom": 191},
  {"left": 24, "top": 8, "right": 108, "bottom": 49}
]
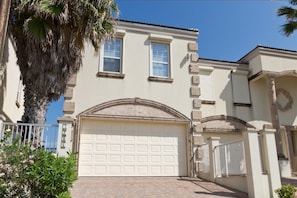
[
  {"left": 188, "top": 42, "right": 198, "bottom": 51},
  {"left": 190, "top": 87, "right": 200, "bottom": 97},
  {"left": 193, "top": 99, "right": 201, "bottom": 108},
  {"left": 188, "top": 41, "right": 202, "bottom": 130},
  {"left": 64, "top": 88, "right": 73, "bottom": 100},
  {"left": 192, "top": 110, "right": 202, "bottom": 121},
  {"left": 188, "top": 42, "right": 203, "bottom": 176},
  {"left": 192, "top": 76, "right": 200, "bottom": 85},
  {"left": 63, "top": 74, "right": 77, "bottom": 116},
  {"left": 67, "top": 74, "right": 77, "bottom": 87},
  {"left": 63, "top": 102, "right": 75, "bottom": 114},
  {"left": 189, "top": 64, "right": 199, "bottom": 73},
  {"left": 191, "top": 54, "right": 199, "bottom": 62}
]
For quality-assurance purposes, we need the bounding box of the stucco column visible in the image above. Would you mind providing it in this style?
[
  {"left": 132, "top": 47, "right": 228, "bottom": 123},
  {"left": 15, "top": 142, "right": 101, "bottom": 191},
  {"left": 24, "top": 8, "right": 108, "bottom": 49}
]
[
  {"left": 285, "top": 126, "right": 295, "bottom": 174},
  {"left": 243, "top": 128, "right": 265, "bottom": 198},
  {"left": 261, "top": 128, "right": 281, "bottom": 197},
  {"left": 266, "top": 74, "right": 284, "bottom": 157},
  {"left": 57, "top": 117, "right": 74, "bottom": 157},
  {"left": 207, "top": 137, "right": 220, "bottom": 182}
]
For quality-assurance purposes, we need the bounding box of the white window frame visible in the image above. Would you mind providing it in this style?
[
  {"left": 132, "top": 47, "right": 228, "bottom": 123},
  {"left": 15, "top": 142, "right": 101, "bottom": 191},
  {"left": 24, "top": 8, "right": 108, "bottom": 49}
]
[
  {"left": 100, "top": 38, "right": 123, "bottom": 73},
  {"left": 149, "top": 34, "right": 172, "bottom": 79},
  {"left": 99, "top": 30, "right": 125, "bottom": 76}
]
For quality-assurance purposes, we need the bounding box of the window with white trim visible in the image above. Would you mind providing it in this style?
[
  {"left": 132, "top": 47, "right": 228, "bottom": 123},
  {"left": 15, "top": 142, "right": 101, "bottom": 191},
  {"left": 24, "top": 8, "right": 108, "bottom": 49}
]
[
  {"left": 102, "top": 38, "right": 122, "bottom": 73},
  {"left": 151, "top": 43, "right": 170, "bottom": 78}
]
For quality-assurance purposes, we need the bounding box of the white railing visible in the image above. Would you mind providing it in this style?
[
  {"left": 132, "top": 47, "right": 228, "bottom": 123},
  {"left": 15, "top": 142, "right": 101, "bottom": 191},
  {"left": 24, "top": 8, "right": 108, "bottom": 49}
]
[
  {"left": 1, "top": 122, "right": 59, "bottom": 152},
  {"left": 214, "top": 140, "right": 246, "bottom": 177}
]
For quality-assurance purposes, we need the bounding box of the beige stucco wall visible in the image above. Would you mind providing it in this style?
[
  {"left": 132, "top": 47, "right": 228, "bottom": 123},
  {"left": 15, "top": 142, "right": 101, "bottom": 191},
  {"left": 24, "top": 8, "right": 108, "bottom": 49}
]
[
  {"left": 0, "top": 38, "right": 24, "bottom": 122},
  {"left": 246, "top": 55, "right": 262, "bottom": 77},
  {"left": 276, "top": 76, "right": 297, "bottom": 125},
  {"left": 198, "top": 60, "right": 253, "bottom": 128},
  {"left": 261, "top": 55, "right": 297, "bottom": 73},
  {"left": 71, "top": 23, "right": 198, "bottom": 120},
  {"left": 244, "top": 47, "right": 297, "bottom": 77},
  {"left": 249, "top": 78, "right": 271, "bottom": 129}
]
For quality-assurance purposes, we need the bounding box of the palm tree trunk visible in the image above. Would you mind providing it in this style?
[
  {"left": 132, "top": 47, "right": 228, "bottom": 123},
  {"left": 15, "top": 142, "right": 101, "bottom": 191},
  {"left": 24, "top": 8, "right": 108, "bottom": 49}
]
[
  {"left": 22, "top": 81, "right": 49, "bottom": 124},
  {"left": 0, "top": 0, "right": 11, "bottom": 63}
]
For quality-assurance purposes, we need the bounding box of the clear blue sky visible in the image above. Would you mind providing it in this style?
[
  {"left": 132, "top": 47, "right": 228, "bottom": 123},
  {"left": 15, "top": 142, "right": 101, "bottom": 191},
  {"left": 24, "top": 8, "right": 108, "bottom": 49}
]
[{"left": 46, "top": 0, "right": 297, "bottom": 124}]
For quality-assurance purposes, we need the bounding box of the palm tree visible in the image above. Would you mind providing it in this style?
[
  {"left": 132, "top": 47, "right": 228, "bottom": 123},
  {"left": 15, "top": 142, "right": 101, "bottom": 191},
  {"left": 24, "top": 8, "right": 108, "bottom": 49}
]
[
  {"left": 8, "top": 0, "right": 118, "bottom": 123},
  {"left": 278, "top": 0, "right": 297, "bottom": 36}
]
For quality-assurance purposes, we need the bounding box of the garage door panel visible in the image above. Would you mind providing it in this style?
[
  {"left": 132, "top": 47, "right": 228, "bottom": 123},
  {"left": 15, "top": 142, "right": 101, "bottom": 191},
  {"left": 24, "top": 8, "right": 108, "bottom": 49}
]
[
  {"left": 79, "top": 120, "right": 187, "bottom": 176},
  {"left": 95, "top": 166, "right": 106, "bottom": 175},
  {"left": 95, "top": 154, "right": 106, "bottom": 162},
  {"left": 79, "top": 165, "right": 92, "bottom": 175},
  {"left": 80, "top": 143, "right": 93, "bottom": 152},
  {"left": 124, "top": 166, "right": 135, "bottom": 175},
  {"left": 137, "top": 145, "right": 148, "bottom": 152},
  {"left": 151, "top": 145, "right": 161, "bottom": 152},
  {"left": 110, "top": 166, "right": 121, "bottom": 175},
  {"left": 124, "top": 155, "right": 134, "bottom": 162},
  {"left": 123, "top": 144, "right": 134, "bottom": 152},
  {"left": 96, "top": 144, "right": 107, "bottom": 152}
]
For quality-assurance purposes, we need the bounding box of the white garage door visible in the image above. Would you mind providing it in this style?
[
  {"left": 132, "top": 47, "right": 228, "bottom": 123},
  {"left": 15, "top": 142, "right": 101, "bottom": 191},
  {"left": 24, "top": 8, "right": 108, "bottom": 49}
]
[{"left": 78, "top": 120, "right": 187, "bottom": 176}]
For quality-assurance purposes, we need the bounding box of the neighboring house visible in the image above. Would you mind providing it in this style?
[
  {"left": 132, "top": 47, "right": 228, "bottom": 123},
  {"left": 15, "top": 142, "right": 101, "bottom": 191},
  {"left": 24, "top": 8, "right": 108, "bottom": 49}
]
[
  {"left": 198, "top": 46, "right": 297, "bottom": 177},
  {"left": 56, "top": 20, "right": 297, "bottom": 180},
  {"left": 0, "top": 35, "right": 24, "bottom": 123},
  {"left": 0, "top": 0, "right": 24, "bottom": 123}
]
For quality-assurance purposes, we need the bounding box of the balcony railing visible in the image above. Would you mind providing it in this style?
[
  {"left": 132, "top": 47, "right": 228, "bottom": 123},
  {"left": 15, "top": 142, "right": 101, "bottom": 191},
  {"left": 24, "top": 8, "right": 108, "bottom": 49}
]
[
  {"left": 0, "top": 122, "right": 59, "bottom": 152},
  {"left": 214, "top": 140, "right": 247, "bottom": 177}
]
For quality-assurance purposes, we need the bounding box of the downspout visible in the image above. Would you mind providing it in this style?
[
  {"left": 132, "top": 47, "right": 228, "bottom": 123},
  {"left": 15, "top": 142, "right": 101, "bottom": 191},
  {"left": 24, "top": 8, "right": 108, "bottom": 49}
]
[{"left": 0, "top": 0, "right": 11, "bottom": 63}]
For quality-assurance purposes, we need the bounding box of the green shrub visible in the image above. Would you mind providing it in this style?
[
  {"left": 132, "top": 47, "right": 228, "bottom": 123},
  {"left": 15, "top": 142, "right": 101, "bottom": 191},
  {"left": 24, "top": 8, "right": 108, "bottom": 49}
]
[
  {"left": 0, "top": 129, "right": 77, "bottom": 197},
  {"left": 275, "top": 184, "right": 297, "bottom": 198}
]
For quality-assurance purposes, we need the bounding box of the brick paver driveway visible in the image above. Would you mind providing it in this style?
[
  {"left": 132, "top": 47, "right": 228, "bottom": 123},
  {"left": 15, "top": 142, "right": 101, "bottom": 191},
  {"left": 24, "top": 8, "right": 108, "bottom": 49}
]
[{"left": 70, "top": 177, "right": 248, "bottom": 198}]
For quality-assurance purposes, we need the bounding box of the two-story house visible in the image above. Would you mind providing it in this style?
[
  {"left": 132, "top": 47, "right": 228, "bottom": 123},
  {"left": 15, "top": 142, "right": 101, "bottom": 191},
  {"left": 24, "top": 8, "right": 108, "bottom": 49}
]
[{"left": 59, "top": 20, "right": 200, "bottom": 177}]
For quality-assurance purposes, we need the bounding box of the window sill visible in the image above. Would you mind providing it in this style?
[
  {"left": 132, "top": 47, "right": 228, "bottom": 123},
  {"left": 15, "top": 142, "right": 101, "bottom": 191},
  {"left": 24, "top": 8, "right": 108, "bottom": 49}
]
[
  {"left": 201, "top": 100, "right": 215, "bottom": 105},
  {"left": 233, "top": 103, "right": 251, "bottom": 107},
  {"left": 148, "top": 76, "right": 173, "bottom": 83},
  {"left": 97, "top": 72, "right": 125, "bottom": 79}
]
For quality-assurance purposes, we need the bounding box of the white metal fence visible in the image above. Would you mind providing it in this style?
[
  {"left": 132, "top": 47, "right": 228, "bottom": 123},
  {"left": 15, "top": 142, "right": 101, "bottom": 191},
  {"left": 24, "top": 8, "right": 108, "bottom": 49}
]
[
  {"left": 0, "top": 122, "right": 59, "bottom": 152},
  {"left": 214, "top": 140, "right": 246, "bottom": 177}
]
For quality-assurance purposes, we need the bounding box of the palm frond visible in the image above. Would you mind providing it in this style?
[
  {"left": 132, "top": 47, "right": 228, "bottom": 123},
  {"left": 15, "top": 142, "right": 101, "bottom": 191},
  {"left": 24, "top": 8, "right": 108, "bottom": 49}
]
[
  {"left": 282, "top": 21, "right": 297, "bottom": 36},
  {"left": 278, "top": 1, "right": 297, "bottom": 36},
  {"left": 278, "top": 7, "right": 297, "bottom": 19}
]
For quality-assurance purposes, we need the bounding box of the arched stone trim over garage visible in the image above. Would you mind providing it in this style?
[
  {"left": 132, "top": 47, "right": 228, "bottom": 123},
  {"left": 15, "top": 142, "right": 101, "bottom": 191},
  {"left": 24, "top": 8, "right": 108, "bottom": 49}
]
[
  {"left": 201, "top": 115, "right": 255, "bottom": 133},
  {"left": 78, "top": 97, "right": 190, "bottom": 123}
]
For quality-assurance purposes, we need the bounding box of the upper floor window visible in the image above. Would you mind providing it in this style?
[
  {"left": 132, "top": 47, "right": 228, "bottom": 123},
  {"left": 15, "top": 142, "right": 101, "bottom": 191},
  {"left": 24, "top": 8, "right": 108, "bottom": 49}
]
[
  {"left": 151, "top": 43, "right": 170, "bottom": 78},
  {"left": 102, "top": 38, "right": 122, "bottom": 73}
]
